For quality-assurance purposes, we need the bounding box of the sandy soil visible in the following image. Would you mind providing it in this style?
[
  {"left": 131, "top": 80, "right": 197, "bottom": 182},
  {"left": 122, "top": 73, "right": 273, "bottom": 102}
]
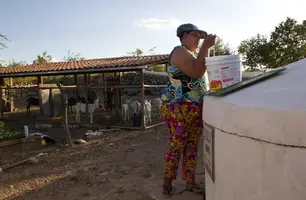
[{"left": 0, "top": 126, "right": 205, "bottom": 200}]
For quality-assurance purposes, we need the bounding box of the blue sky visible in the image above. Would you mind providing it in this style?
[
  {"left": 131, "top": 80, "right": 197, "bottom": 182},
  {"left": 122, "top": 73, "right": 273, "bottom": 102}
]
[{"left": 1, "top": 0, "right": 306, "bottom": 64}]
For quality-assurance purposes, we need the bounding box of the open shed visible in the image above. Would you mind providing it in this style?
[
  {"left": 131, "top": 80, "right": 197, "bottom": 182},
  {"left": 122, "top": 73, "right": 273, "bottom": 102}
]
[{"left": 0, "top": 54, "right": 169, "bottom": 130}]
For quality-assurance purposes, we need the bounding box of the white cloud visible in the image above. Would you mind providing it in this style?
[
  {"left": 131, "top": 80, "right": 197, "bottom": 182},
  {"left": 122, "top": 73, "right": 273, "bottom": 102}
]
[
  {"left": 133, "top": 18, "right": 181, "bottom": 30},
  {"left": 51, "top": 57, "right": 59, "bottom": 62}
]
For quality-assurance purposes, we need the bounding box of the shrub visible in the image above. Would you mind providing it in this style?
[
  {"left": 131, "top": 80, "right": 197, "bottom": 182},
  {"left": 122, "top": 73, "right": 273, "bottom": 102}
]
[{"left": 0, "top": 121, "right": 24, "bottom": 141}]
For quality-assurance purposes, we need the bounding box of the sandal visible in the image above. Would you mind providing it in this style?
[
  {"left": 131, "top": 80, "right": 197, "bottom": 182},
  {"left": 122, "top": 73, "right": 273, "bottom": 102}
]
[
  {"left": 185, "top": 184, "right": 205, "bottom": 195},
  {"left": 177, "top": 184, "right": 205, "bottom": 195},
  {"left": 162, "top": 179, "right": 172, "bottom": 195}
]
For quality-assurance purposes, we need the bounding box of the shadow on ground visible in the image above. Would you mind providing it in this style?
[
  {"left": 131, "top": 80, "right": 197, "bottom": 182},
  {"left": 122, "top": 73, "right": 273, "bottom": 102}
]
[{"left": 1, "top": 127, "right": 205, "bottom": 200}]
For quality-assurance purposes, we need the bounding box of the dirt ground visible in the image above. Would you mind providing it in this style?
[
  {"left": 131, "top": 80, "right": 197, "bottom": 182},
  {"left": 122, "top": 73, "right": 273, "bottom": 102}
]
[{"left": 0, "top": 125, "right": 205, "bottom": 200}]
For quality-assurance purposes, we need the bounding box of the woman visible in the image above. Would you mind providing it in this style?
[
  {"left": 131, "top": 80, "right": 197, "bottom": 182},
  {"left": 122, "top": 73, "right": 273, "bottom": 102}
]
[{"left": 161, "top": 23, "right": 216, "bottom": 195}]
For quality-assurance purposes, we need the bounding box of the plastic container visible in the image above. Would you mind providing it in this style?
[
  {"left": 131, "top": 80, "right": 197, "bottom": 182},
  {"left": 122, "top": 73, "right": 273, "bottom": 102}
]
[
  {"left": 203, "top": 71, "right": 210, "bottom": 91},
  {"left": 206, "top": 55, "right": 242, "bottom": 92},
  {"left": 24, "top": 125, "right": 29, "bottom": 137}
]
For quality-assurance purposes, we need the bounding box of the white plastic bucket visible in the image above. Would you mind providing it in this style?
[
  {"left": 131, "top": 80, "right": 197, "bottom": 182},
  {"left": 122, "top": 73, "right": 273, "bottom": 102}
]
[
  {"left": 203, "top": 71, "right": 210, "bottom": 91},
  {"left": 206, "top": 55, "right": 242, "bottom": 92}
]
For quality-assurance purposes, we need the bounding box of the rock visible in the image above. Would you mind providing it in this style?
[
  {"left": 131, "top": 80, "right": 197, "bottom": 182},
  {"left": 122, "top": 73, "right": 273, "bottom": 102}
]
[
  {"left": 74, "top": 139, "right": 87, "bottom": 144},
  {"left": 36, "top": 153, "right": 48, "bottom": 158},
  {"left": 98, "top": 171, "right": 109, "bottom": 176},
  {"left": 28, "top": 157, "right": 39, "bottom": 164},
  {"left": 106, "top": 143, "right": 115, "bottom": 148}
]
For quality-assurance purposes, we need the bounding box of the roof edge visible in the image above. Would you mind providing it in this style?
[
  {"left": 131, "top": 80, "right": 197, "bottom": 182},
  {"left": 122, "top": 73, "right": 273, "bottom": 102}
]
[{"left": 0, "top": 65, "right": 147, "bottom": 78}]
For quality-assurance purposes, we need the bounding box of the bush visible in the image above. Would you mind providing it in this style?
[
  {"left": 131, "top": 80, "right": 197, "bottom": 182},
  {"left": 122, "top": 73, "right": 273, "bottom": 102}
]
[{"left": 0, "top": 121, "right": 24, "bottom": 141}]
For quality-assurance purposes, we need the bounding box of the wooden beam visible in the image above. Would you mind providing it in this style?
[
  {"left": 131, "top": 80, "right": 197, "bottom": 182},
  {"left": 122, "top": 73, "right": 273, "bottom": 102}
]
[
  {"left": 145, "top": 122, "right": 165, "bottom": 129},
  {"left": 3, "top": 83, "right": 145, "bottom": 90},
  {"left": 0, "top": 78, "right": 4, "bottom": 117},
  {"left": 0, "top": 65, "right": 148, "bottom": 78},
  {"left": 74, "top": 74, "right": 78, "bottom": 85},
  {"left": 37, "top": 76, "right": 43, "bottom": 84},
  {"left": 74, "top": 74, "right": 79, "bottom": 97},
  {"left": 106, "top": 125, "right": 143, "bottom": 130},
  {"left": 144, "top": 85, "right": 168, "bottom": 88},
  {"left": 37, "top": 76, "right": 43, "bottom": 117},
  {"left": 8, "top": 78, "right": 14, "bottom": 112},
  {"left": 49, "top": 88, "right": 53, "bottom": 118},
  {"left": 84, "top": 74, "right": 88, "bottom": 114},
  {"left": 114, "top": 72, "right": 120, "bottom": 117},
  {"left": 102, "top": 72, "right": 106, "bottom": 110},
  {"left": 140, "top": 69, "right": 145, "bottom": 129},
  {"left": 143, "top": 70, "right": 168, "bottom": 76}
]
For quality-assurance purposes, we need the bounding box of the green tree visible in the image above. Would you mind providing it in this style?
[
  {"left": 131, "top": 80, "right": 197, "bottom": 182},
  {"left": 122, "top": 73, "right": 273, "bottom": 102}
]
[
  {"left": 268, "top": 17, "right": 306, "bottom": 68},
  {"left": 33, "top": 51, "right": 52, "bottom": 64},
  {"left": 148, "top": 46, "right": 156, "bottom": 55},
  {"left": 211, "top": 38, "right": 232, "bottom": 56},
  {"left": 147, "top": 64, "right": 166, "bottom": 72},
  {"left": 0, "top": 34, "right": 8, "bottom": 49},
  {"left": 197, "top": 38, "right": 232, "bottom": 57},
  {"left": 127, "top": 48, "right": 144, "bottom": 56},
  {"left": 6, "top": 59, "right": 27, "bottom": 67},
  {"left": 63, "top": 50, "right": 85, "bottom": 62},
  {"left": 238, "top": 34, "right": 270, "bottom": 71},
  {"left": 0, "top": 60, "right": 5, "bottom": 67},
  {"left": 127, "top": 46, "right": 156, "bottom": 56},
  {"left": 238, "top": 17, "right": 306, "bottom": 70},
  {"left": 128, "top": 47, "right": 165, "bottom": 72}
]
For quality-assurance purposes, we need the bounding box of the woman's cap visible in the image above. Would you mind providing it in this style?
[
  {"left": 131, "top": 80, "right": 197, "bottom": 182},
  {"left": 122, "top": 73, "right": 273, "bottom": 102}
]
[{"left": 176, "top": 23, "right": 207, "bottom": 39}]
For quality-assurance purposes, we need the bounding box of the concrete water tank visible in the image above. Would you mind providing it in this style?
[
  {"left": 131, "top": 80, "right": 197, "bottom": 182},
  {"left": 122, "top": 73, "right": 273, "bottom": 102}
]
[{"left": 202, "top": 58, "right": 306, "bottom": 200}]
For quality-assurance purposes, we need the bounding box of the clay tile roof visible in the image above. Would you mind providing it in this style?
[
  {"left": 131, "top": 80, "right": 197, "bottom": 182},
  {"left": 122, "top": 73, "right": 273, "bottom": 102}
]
[{"left": 0, "top": 54, "right": 170, "bottom": 77}]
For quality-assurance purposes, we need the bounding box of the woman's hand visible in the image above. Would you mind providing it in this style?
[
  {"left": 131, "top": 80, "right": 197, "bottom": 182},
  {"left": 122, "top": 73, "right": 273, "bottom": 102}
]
[
  {"left": 170, "top": 34, "right": 217, "bottom": 78},
  {"left": 203, "top": 34, "right": 217, "bottom": 49}
]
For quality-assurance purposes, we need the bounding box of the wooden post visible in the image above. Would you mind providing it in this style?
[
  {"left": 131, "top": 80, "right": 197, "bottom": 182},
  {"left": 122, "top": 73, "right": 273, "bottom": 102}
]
[
  {"left": 102, "top": 72, "right": 105, "bottom": 110},
  {"left": 140, "top": 69, "right": 145, "bottom": 129},
  {"left": 84, "top": 74, "right": 88, "bottom": 114},
  {"left": 49, "top": 88, "right": 53, "bottom": 118},
  {"left": 37, "top": 76, "right": 43, "bottom": 84},
  {"left": 8, "top": 78, "right": 14, "bottom": 112},
  {"left": 74, "top": 74, "right": 78, "bottom": 85},
  {"left": 103, "top": 73, "right": 105, "bottom": 110},
  {"left": 74, "top": 74, "right": 79, "bottom": 97},
  {"left": 113, "top": 72, "right": 115, "bottom": 114},
  {"left": 37, "top": 76, "right": 43, "bottom": 116},
  {"left": 56, "top": 82, "right": 74, "bottom": 147},
  {"left": 0, "top": 78, "right": 4, "bottom": 117},
  {"left": 114, "top": 72, "right": 120, "bottom": 117},
  {"left": 118, "top": 72, "right": 122, "bottom": 115}
]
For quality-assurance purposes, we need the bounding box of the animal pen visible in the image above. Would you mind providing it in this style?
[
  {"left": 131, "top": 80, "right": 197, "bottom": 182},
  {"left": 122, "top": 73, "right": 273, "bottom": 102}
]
[{"left": 0, "top": 55, "right": 169, "bottom": 130}]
